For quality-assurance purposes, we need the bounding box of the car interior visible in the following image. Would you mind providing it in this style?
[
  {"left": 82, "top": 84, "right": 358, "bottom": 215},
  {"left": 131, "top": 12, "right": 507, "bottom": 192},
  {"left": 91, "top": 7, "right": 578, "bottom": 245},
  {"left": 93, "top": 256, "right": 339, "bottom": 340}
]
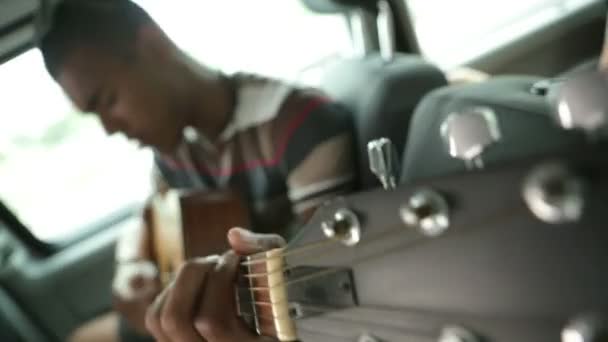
[{"left": 0, "top": 0, "right": 607, "bottom": 341}]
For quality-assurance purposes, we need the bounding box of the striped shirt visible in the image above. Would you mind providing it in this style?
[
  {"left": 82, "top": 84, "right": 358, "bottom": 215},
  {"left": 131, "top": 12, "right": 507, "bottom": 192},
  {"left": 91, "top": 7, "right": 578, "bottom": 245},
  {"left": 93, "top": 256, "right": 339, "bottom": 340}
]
[{"left": 153, "top": 74, "right": 356, "bottom": 237}]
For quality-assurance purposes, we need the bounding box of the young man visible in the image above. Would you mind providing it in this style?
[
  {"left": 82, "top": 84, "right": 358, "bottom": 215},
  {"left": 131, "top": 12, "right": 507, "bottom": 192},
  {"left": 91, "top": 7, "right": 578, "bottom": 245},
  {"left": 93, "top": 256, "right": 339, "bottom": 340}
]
[{"left": 39, "top": 0, "right": 356, "bottom": 340}]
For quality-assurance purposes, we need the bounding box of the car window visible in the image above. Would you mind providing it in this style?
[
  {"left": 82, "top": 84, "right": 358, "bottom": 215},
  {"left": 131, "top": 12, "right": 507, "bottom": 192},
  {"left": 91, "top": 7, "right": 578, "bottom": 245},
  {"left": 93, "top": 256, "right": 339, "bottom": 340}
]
[
  {"left": 0, "top": 0, "right": 351, "bottom": 242},
  {"left": 136, "top": 0, "right": 352, "bottom": 83},
  {"left": 407, "top": 0, "right": 599, "bottom": 68}
]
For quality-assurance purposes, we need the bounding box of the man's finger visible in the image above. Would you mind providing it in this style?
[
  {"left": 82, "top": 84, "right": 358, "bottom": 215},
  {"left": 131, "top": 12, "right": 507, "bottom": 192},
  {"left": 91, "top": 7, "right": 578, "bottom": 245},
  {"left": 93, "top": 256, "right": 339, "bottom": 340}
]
[
  {"left": 145, "top": 286, "right": 171, "bottom": 342},
  {"left": 194, "top": 251, "right": 253, "bottom": 340},
  {"left": 227, "top": 228, "right": 286, "bottom": 255},
  {"left": 160, "top": 258, "right": 217, "bottom": 342}
]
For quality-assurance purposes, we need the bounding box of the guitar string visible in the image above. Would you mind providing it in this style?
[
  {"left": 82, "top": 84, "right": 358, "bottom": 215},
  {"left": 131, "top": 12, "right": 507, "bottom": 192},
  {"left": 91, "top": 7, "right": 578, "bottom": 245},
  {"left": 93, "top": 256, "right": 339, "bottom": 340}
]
[
  {"left": 240, "top": 216, "right": 409, "bottom": 268},
  {"left": 236, "top": 207, "right": 520, "bottom": 294},
  {"left": 239, "top": 304, "right": 432, "bottom": 339},
  {"left": 240, "top": 236, "right": 340, "bottom": 266},
  {"left": 238, "top": 220, "right": 432, "bottom": 292},
  {"left": 237, "top": 311, "right": 392, "bottom": 342},
  {"left": 295, "top": 322, "right": 431, "bottom": 341},
  {"left": 239, "top": 197, "right": 517, "bottom": 266},
  {"left": 239, "top": 302, "right": 349, "bottom": 321},
  {"left": 241, "top": 225, "right": 406, "bottom": 279},
  {"left": 237, "top": 225, "right": 407, "bottom": 291},
  {"left": 246, "top": 267, "right": 345, "bottom": 291},
  {"left": 235, "top": 207, "right": 521, "bottom": 338},
  {"left": 236, "top": 209, "right": 519, "bottom": 340}
]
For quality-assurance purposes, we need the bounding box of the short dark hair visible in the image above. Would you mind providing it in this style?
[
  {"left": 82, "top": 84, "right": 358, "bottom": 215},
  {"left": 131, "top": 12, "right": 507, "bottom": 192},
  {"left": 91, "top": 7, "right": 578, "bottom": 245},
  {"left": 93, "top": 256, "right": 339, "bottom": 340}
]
[{"left": 39, "top": 0, "right": 154, "bottom": 78}]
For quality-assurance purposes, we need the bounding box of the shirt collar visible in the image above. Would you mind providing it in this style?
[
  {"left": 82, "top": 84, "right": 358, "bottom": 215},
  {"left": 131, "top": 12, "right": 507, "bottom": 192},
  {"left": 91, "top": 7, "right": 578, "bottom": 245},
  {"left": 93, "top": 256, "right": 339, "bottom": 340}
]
[{"left": 219, "top": 74, "right": 293, "bottom": 141}]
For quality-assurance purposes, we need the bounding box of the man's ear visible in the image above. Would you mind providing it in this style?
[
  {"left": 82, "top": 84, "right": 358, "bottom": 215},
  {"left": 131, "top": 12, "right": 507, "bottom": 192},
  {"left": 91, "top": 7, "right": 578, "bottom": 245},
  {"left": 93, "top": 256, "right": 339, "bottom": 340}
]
[{"left": 134, "top": 24, "right": 174, "bottom": 63}]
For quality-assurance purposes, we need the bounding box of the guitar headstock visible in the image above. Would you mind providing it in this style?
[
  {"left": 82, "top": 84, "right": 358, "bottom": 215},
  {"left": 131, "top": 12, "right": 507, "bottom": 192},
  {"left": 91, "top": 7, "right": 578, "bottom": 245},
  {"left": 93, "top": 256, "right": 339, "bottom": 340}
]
[{"left": 283, "top": 142, "right": 608, "bottom": 341}]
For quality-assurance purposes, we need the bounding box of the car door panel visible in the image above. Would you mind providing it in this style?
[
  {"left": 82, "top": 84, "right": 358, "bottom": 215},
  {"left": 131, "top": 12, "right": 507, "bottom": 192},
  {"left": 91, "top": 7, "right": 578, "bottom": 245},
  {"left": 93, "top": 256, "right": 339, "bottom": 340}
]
[{"left": 0, "top": 218, "right": 132, "bottom": 341}]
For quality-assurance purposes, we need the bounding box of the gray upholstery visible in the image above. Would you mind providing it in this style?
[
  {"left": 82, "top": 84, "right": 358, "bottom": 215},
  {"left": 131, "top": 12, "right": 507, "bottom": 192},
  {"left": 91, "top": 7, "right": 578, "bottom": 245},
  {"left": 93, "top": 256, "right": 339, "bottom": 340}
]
[
  {"left": 321, "top": 52, "right": 447, "bottom": 189},
  {"left": 401, "top": 76, "right": 586, "bottom": 183}
]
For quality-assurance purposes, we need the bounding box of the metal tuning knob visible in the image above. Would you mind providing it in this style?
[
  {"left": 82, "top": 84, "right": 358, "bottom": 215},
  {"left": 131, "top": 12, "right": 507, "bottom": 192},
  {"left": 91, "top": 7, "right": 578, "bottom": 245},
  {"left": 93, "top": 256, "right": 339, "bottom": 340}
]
[
  {"left": 522, "top": 162, "right": 585, "bottom": 224},
  {"left": 554, "top": 71, "right": 608, "bottom": 136},
  {"left": 440, "top": 107, "right": 501, "bottom": 170},
  {"left": 368, "top": 137, "right": 399, "bottom": 190},
  {"left": 400, "top": 189, "right": 450, "bottom": 237},
  {"left": 321, "top": 208, "right": 361, "bottom": 247},
  {"left": 562, "top": 314, "right": 608, "bottom": 342}
]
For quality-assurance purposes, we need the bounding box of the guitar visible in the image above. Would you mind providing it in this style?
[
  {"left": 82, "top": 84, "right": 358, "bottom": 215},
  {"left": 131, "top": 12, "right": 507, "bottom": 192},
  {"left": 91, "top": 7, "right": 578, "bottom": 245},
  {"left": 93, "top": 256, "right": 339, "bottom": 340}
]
[
  {"left": 145, "top": 71, "right": 608, "bottom": 341},
  {"left": 144, "top": 141, "right": 608, "bottom": 342}
]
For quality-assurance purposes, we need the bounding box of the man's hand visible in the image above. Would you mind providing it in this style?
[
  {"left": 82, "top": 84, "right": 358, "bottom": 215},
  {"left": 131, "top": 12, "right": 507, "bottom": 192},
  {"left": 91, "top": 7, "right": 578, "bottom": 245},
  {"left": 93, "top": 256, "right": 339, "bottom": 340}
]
[
  {"left": 145, "top": 228, "right": 285, "bottom": 342},
  {"left": 112, "top": 215, "right": 162, "bottom": 335},
  {"left": 112, "top": 260, "right": 162, "bottom": 335}
]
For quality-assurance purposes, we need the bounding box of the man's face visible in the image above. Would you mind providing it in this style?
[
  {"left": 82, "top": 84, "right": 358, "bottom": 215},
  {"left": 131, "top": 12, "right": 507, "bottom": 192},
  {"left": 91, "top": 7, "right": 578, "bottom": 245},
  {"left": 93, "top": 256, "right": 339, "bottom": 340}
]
[{"left": 57, "top": 45, "right": 185, "bottom": 153}]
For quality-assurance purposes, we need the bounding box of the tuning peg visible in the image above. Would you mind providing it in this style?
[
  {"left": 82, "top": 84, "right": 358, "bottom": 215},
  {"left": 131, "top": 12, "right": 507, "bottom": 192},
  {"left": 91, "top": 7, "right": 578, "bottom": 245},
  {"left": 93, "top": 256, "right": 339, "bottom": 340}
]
[
  {"left": 367, "top": 138, "right": 399, "bottom": 190},
  {"left": 554, "top": 71, "right": 608, "bottom": 136},
  {"left": 321, "top": 208, "right": 361, "bottom": 247},
  {"left": 400, "top": 188, "right": 450, "bottom": 237},
  {"left": 440, "top": 107, "right": 501, "bottom": 169},
  {"left": 522, "top": 162, "right": 585, "bottom": 224}
]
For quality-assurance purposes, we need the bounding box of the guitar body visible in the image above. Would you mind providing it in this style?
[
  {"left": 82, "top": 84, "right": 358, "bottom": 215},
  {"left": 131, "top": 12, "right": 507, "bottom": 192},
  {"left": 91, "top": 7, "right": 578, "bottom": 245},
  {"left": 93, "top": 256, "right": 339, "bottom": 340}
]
[
  {"left": 180, "top": 190, "right": 251, "bottom": 258},
  {"left": 146, "top": 189, "right": 250, "bottom": 284}
]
